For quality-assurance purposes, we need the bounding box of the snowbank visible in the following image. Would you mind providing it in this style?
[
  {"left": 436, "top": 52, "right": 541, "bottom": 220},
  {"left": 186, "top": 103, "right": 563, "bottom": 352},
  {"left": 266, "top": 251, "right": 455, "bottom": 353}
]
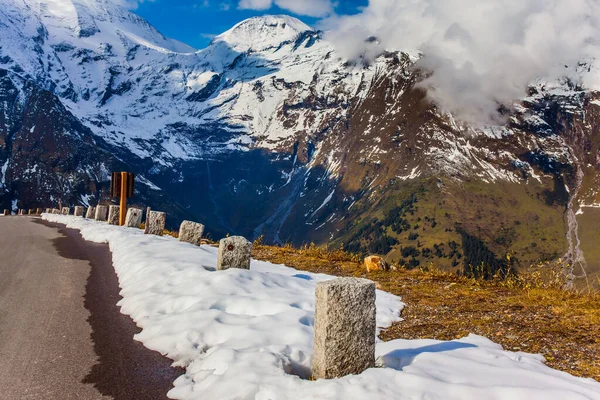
[{"left": 42, "top": 214, "right": 600, "bottom": 400}]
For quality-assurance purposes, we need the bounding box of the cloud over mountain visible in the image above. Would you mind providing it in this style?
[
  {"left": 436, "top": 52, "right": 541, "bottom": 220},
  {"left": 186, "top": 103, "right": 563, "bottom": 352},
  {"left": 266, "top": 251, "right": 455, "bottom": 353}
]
[{"left": 323, "top": 0, "right": 600, "bottom": 123}]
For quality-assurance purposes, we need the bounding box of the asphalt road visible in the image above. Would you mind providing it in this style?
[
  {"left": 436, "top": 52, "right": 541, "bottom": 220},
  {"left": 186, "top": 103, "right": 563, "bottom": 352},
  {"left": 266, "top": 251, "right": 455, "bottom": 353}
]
[{"left": 0, "top": 216, "right": 182, "bottom": 400}]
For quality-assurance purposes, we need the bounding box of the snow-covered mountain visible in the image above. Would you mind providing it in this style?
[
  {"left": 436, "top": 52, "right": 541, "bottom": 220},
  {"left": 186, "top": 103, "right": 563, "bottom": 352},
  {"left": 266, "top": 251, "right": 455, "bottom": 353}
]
[{"left": 1, "top": 0, "right": 599, "bottom": 281}]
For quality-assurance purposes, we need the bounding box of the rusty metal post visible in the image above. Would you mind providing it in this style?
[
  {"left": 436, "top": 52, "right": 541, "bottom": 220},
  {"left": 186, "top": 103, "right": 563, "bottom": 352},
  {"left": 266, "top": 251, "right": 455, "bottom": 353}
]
[{"left": 119, "top": 171, "right": 127, "bottom": 226}]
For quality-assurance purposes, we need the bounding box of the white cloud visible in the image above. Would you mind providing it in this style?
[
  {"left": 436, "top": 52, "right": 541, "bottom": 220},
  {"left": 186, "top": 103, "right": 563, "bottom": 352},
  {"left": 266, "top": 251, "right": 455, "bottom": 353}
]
[
  {"left": 323, "top": 0, "right": 600, "bottom": 124},
  {"left": 238, "top": 0, "right": 333, "bottom": 17},
  {"left": 109, "top": 0, "right": 154, "bottom": 10}
]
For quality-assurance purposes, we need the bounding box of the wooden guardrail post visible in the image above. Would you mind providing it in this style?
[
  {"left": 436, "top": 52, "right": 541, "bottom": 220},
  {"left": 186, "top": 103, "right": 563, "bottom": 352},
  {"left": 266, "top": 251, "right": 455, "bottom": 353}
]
[{"left": 312, "top": 278, "right": 376, "bottom": 380}]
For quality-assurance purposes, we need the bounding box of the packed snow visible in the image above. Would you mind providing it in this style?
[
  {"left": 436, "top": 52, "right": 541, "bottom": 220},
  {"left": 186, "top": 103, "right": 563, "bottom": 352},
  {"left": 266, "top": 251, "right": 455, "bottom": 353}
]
[{"left": 41, "top": 214, "right": 600, "bottom": 400}]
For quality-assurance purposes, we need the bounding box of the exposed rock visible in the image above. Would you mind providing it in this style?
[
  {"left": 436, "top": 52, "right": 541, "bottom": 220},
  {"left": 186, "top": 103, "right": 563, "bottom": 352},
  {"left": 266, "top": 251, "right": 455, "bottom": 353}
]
[
  {"left": 107, "top": 205, "right": 120, "bottom": 225},
  {"left": 179, "top": 220, "right": 205, "bottom": 246},
  {"left": 312, "top": 278, "right": 376, "bottom": 379},
  {"left": 217, "top": 236, "right": 252, "bottom": 270},
  {"left": 95, "top": 205, "right": 108, "bottom": 221},
  {"left": 125, "top": 207, "right": 143, "bottom": 228},
  {"left": 74, "top": 206, "right": 84, "bottom": 217},
  {"left": 364, "top": 256, "right": 390, "bottom": 273},
  {"left": 145, "top": 211, "right": 165, "bottom": 236},
  {"left": 85, "top": 206, "right": 96, "bottom": 219}
]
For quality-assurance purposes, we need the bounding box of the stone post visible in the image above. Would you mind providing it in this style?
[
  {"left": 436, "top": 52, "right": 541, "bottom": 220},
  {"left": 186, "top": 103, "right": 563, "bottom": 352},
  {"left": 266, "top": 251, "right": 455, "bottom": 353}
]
[
  {"left": 85, "top": 206, "right": 95, "bottom": 219},
  {"left": 179, "top": 221, "right": 205, "bottom": 246},
  {"left": 143, "top": 207, "right": 151, "bottom": 234},
  {"left": 74, "top": 206, "right": 84, "bottom": 217},
  {"left": 61, "top": 207, "right": 70, "bottom": 215},
  {"left": 312, "top": 278, "right": 376, "bottom": 380},
  {"left": 145, "top": 211, "right": 165, "bottom": 235},
  {"left": 95, "top": 205, "right": 108, "bottom": 222},
  {"left": 125, "top": 208, "right": 143, "bottom": 228},
  {"left": 3, "top": 209, "right": 8, "bottom": 216},
  {"left": 28, "top": 209, "right": 33, "bottom": 215},
  {"left": 217, "top": 236, "right": 252, "bottom": 270},
  {"left": 107, "top": 205, "right": 120, "bottom": 225},
  {"left": 52, "top": 209, "right": 60, "bottom": 215}
]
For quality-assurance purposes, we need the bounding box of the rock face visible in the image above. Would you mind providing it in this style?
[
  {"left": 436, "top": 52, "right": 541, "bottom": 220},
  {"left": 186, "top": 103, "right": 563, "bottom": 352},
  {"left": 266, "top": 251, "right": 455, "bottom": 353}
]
[
  {"left": 95, "top": 205, "right": 108, "bottom": 221},
  {"left": 61, "top": 207, "right": 70, "bottom": 215},
  {"left": 145, "top": 211, "right": 165, "bottom": 236},
  {"left": 85, "top": 206, "right": 96, "bottom": 219},
  {"left": 107, "top": 205, "right": 120, "bottom": 225},
  {"left": 312, "top": 278, "right": 376, "bottom": 379},
  {"left": 179, "top": 221, "right": 205, "bottom": 246},
  {"left": 74, "top": 206, "right": 84, "bottom": 217},
  {"left": 125, "top": 208, "right": 143, "bottom": 228},
  {"left": 364, "top": 256, "right": 389, "bottom": 273},
  {"left": 217, "top": 236, "right": 253, "bottom": 270}
]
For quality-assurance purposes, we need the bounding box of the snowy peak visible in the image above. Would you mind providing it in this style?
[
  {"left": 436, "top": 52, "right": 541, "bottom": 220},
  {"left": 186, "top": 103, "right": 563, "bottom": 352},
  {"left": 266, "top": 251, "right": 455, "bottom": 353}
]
[
  {"left": 213, "top": 15, "right": 314, "bottom": 52},
  {"left": 16, "top": 0, "right": 195, "bottom": 53}
]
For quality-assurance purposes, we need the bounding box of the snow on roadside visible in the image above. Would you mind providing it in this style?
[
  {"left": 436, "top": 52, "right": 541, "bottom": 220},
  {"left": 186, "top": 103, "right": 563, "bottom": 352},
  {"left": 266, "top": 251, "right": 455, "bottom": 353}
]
[{"left": 42, "top": 214, "right": 600, "bottom": 400}]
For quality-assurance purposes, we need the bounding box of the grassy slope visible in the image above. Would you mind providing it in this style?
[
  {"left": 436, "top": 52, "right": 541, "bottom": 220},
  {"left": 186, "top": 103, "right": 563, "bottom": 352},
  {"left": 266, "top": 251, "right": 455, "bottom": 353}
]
[
  {"left": 332, "top": 177, "right": 569, "bottom": 273},
  {"left": 252, "top": 243, "right": 600, "bottom": 381}
]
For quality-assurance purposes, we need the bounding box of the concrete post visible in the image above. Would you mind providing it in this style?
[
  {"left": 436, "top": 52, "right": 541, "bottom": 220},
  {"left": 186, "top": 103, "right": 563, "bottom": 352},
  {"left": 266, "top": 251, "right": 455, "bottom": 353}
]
[
  {"left": 125, "top": 208, "right": 143, "bottom": 228},
  {"left": 95, "top": 205, "right": 108, "bottom": 222},
  {"left": 85, "top": 207, "right": 95, "bottom": 219},
  {"left": 3, "top": 209, "right": 8, "bottom": 216},
  {"left": 107, "top": 205, "right": 120, "bottom": 225},
  {"left": 145, "top": 211, "right": 165, "bottom": 235},
  {"left": 179, "top": 221, "right": 205, "bottom": 246},
  {"left": 143, "top": 207, "right": 151, "bottom": 234},
  {"left": 74, "top": 206, "right": 84, "bottom": 217},
  {"left": 61, "top": 207, "right": 70, "bottom": 215},
  {"left": 52, "top": 209, "right": 60, "bottom": 215},
  {"left": 312, "top": 278, "right": 376, "bottom": 380},
  {"left": 28, "top": 209, "right": 33, "bottom": 215},
  {"left": 217, "top": 236, "right": 252, "bottom": 270}
]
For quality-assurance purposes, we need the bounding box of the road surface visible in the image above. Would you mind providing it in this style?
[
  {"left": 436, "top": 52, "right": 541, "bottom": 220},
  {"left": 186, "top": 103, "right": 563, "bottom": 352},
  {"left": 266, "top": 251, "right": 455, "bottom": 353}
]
[{"left": 0, "top": 216, "right": 182, "bottom": 399}]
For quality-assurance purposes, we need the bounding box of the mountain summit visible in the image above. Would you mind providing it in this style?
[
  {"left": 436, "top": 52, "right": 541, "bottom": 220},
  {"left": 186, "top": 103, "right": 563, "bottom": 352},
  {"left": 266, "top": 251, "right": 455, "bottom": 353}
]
[
  {"left": 214, "top": 15, "right": 313, "bottom": 52},
  {"left": 0, "top": 1, "right": 599, "bottom": 285}
]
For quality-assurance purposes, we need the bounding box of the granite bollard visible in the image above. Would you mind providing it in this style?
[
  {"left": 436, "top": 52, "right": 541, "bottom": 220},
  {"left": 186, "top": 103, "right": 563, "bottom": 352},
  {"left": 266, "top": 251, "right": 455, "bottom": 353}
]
[
  {"left": 107, "top": 205, "right": 120, "bottom": 225},
  {"left": 217, "top": 236, "right": 252, "bottom": 270},
  {"left": 95, "top": 205, "right": 108, "bottom": 222},
  {"left": 74, "top": 206, "right": 84, "bottom": 217},
  {"left": 3, "top": 209, "right": 8, "bottom": 216},
  {"left": 143, "top": 207, "right": 151, "bottom": 234},
  {"left": 179, "top": 220, "right": 205, "bottom": 246},
  {"left": 28, "top": 209, "right": 34, "bottom": 215},
  {"left": 145, "top": 211, "right": 166, "bottom": 235},
  {"left": 125, "top": 208, "right": 143, "bottom": 228},
  {"left": 36, "top": 208, "right": 41, "bottom": 215},
  {"left": 52, "top": 209, "right": 60, "bottom": 215},
  {"left": 85, "top": 206, "right": 95, "bottom": 219},
  {"left": 312, "top": 277, "right": 376, "bottom": 380},
  {"left": 61, "top": 207, "right": 70, "bottom": 215}
]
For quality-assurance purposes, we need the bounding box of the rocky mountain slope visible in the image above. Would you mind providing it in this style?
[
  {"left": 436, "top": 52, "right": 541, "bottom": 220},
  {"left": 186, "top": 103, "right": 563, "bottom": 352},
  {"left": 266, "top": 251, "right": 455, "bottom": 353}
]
[{"left": 1, "top": 0, "right": 599, "bottom": 283}]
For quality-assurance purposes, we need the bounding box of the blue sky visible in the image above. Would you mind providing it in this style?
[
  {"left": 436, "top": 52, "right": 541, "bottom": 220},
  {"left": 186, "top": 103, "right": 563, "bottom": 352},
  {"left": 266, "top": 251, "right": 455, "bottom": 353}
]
[{"left": 133, "top": 0, "right": 368, "bottom": 49}]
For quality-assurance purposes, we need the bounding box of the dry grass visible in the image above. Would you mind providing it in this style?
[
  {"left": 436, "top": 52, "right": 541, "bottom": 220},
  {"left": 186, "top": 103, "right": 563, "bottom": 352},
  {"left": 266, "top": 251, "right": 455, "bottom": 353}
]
[{"left": 252, "top": 243, "right": 600, "bottom": 381}]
